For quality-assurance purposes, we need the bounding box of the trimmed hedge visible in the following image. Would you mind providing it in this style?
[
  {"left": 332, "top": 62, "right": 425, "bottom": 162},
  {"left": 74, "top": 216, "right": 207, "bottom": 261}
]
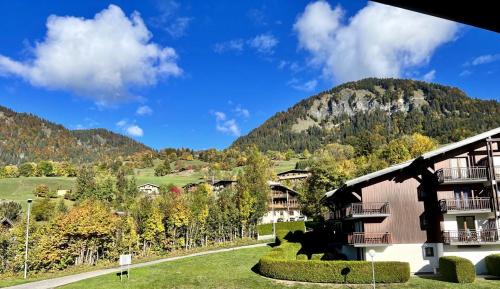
[
  {"left": 485, "top": 254, "right": 500, "bottom": 276},
  {"left": 258, "top": 231, "right": 410, "bottom": 283},
  {"left": 257, "top": 221, "right": 306, "bottom": 236},
  {"left": 439, "top": 256, "right": 475, "bottom": 283}
]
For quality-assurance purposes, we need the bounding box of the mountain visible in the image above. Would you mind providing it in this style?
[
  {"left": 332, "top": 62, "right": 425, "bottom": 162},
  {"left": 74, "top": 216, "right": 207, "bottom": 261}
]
[
  {"left": 231, "top": 78, "right": 500, "bottom": 153},
  {"left": 0, "top": 106, "right": 151, "bottom": 165}
]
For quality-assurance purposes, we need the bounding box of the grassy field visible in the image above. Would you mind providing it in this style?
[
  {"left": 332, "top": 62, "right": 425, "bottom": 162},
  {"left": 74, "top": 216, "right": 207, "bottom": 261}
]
[
  {"left": 0, "top": 177, "right": 75, "bottom": 207},
  {"left": 59, "top": 246, "right": 499, "bottom": 289},
  {"left": 0, "top": 159, "right": 300, "bottom": 203}
]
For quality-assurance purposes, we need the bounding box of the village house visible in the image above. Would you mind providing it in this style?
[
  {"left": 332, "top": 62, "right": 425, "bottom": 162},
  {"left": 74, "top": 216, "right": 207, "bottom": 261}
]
[
  {"left": 277, "top": 169, "right": 311, "bottom": 183},
  {"left": 137, "top": 183, "right": 160, "bottom": 196},
  {"left": 260, "top": 181, "right": 306, "bottom": 224},
  {"left": 0, "top": 217, "right": 14, "bottom": 231},
  {"left": 212, "top": 180, "right": 237, "bottom": 192},
  {"left": 322, "top": 127, "right": 500, "bottom": 274}
]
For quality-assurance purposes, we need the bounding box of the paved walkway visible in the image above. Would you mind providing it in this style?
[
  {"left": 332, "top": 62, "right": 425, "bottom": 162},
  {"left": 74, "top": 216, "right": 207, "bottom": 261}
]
[{"left": 4, "top": 243, "right": 269, "bottom": 289}]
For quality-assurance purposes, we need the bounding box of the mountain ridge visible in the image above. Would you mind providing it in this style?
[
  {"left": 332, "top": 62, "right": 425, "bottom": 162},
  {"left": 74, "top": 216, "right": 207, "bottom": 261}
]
[
  {"left": 231, "top": 78, "right": 500, "bottom": 152},
  {"left": 0, "top": 105, "right": 152, "bottom": 165}
]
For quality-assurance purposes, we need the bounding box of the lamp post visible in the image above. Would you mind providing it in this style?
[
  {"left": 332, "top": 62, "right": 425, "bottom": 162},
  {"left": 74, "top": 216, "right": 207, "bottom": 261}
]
[
  {"left": 24, "top": 199, "right": 32, "bottom": 279},
  {"left": 368, "top": 249, "right": 376, "bottom": 289}
]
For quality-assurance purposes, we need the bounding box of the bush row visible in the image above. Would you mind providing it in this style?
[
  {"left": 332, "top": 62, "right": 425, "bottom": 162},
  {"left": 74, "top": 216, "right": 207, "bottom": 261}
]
[
  {"left": 439, "top": 256, "right": 475, "bottom": 283},
  {"left": 258, "top": 230, "right": 410, "bottom": 284},
  {"left": 256, "top": 221, "right": 306, "bottom": 236},
  {"left": 485, "top": 254, "right": 500, "bottom": 277}
]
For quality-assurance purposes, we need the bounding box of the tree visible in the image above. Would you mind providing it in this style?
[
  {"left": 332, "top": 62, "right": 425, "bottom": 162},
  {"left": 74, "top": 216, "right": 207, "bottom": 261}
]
[
  {"left": 154, "top": 159, "right": 171, "bottom": 176},
  {"left": 408, "top": 133, "right": 438, "bottom": 157},
  {"left": 34, "top": 184, "right": 51, "bottom": 198},
  {"left": 37, "top": 161, "right": 54, "bottom": 177},
  {"left": 75, "top": 166, "right": 97, "bottom": 200},
  {"left": 19, "top": 163, "right": 35, "bottom": 177},
  {"left": 0, "top": 201, "right": 22, "bottom": 221},
  {"left": 142, "top": 204, "right": 165, "bottom": 252},
  {"left": 2, "top": 165, "right": 19, "bottom": 178},
  {"left": 31, "top": 198, "right": 56, "bottom": 221},
  {"left": 302, "top": 154, "right": 356, "bottom": 220},
  {"left": 236, "top": 146, "right": 273, "bottom": 236}
]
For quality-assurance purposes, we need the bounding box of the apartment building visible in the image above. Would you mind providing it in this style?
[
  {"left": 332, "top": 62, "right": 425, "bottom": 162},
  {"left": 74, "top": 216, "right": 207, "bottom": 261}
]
[{"left": 323, "top": 128, "right": 500, "bottom": 273}]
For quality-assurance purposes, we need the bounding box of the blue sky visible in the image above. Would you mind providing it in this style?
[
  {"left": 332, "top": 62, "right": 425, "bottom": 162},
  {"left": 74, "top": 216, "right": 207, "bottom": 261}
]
[{"left": 0, "top": 0, "right": 498, "bottom": 150}]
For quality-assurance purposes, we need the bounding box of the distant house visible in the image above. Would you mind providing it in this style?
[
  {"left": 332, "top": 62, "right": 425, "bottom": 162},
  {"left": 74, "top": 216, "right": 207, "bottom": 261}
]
[
  {"left": 0, "top": 217, "right": 14, "bottom": 231},
  {"left": 56, "top": 189, "right": 71, "bottom": 197},
  {"left": 212, "top": 180, "right": 237, "bottom": 192},
  {"left": 182, "top": 181, "right": 206, "bottom": 193},
  {"left": 260, "top": 181, "right": 307, "bottom": 224},
  {"left": 137, "top": 183, "right": 160, "bottom": 195},
  {"left": 277, "top": 169, "right": 311, "bottom": 182}
]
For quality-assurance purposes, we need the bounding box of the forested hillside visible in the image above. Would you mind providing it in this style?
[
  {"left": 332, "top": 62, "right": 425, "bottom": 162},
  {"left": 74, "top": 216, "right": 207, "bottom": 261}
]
[
  {"left": 232, "top": 78, "right": 500, "bottom": 153},
  {"left": 0, "top": 106, "right": 151, "bottom": 165}
]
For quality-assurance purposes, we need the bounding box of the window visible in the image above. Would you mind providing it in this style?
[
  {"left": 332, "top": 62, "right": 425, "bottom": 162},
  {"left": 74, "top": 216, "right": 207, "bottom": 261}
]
[{"left": 424, "top": 247, "right": 434, "bottom": 257}]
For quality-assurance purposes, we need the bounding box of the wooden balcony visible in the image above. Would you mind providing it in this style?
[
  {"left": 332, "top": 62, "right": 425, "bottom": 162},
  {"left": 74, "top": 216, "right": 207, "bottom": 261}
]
[
  {"left": 347, "top": 232, "right": 392, "bottom": 247},
  {"left": 334, "top": 202, "right": 390, "bottom": 219},
  {"left": 442, "top": 229, "right": 500, "bottom": 245},
  {"left": 270, "top": 201, "right": 300, "bottom": 209},
  {"left": 435, "top": 167, "right": 488, "bottom": 184},
  {"left": 439, "top": 198, "right": 492, "bottom": 214}
]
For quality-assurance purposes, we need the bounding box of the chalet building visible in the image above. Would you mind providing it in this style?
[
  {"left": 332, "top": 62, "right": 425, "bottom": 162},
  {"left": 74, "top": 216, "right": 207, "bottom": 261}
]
[
  {"left": 261, "top": 181, "right": 306, "bottom": 224},
  {"left": 0, "top": 217, "right": 14, "bottom": 231},
  {"left": 182, "top": 181, "right": 205, "bottom": 193},
  {"left": 212, "top": 180, "right": 236, "bottom": 192},
  {"left": 137, "top": 183, "right": 160, "bottom": 196},
  {"left": 323, "top": 127, "right": 500, "bottom": 274},
  {"left": 277, "top": 169, "right": 311, "bottom": 183}
]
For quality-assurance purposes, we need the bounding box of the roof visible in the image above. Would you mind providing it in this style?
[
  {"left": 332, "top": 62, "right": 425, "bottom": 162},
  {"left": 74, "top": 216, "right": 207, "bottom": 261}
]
[
  {"left": 212, "top": 180, "right": 236, "bottom": 186},
  {"left": 324, "top": 127, "right": 500, "bottom": 199},
  {"left": 0, "top": 217, "right": 13, "bottom": 227},
  {"left": 269, "top": 181, "right": 301, "bottom": 196},
  {"left": 277, "top": 169, "right": 310, "bottom": 176},
  {"left": 137, "top": 183, "right": 160, "bottom": 188}
]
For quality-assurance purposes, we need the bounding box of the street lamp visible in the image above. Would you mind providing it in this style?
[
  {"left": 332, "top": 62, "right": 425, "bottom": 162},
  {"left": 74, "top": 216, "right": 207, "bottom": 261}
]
[
  {"left": 368, "top": 249, "right": 376, "bottom": 289},
  {"left": 24, "top": 199, "right": 32, "bottom": 279}
]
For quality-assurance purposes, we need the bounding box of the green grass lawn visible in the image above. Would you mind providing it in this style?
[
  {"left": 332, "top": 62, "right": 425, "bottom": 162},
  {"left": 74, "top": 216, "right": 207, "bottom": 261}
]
[
  {"left": 273, "top": 158, "right": 300, "bottom": 174},
  {"left": 0, "top": 177, "right": 75, "bottom": 207},
  {"left": 58, "top": 246, "right": 500, "bottom": 289}
]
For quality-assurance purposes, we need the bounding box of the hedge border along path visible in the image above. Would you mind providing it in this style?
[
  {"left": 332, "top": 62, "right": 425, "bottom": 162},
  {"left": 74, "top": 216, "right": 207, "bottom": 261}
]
[
  {"left": 257, "top": 221, "right": 306, "bottom": 236},
  {"left": 485, "top": 254, "right": 500, "bottom": 277},
  {"left": 439, "top": 256, "right": 476, "bottom": 283},
  {"left": 257, "top": 232, "right": 410, "bottom": 284}
]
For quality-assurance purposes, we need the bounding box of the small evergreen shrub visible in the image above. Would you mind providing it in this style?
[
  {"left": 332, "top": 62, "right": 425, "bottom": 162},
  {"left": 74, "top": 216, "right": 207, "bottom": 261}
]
[
  {"left": 485, "top": 254, "right": 500, "bottom": 276},
  {"left": 258, "top": 230, "right": 410, "bottom": 283},
  {"left": 439, "top": 256, "right": 475, "bottom": 283}
]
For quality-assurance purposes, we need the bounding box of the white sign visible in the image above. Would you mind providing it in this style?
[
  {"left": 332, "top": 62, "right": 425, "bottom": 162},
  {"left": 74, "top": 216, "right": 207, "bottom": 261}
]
[{"left": 119, "top": 254, "right": 132, "bottom": 266}]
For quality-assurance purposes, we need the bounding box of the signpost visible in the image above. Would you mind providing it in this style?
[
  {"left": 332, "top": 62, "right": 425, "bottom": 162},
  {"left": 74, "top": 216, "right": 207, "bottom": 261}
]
[{"left": 119, "top": 254, "right": 132, "bottom": 281}]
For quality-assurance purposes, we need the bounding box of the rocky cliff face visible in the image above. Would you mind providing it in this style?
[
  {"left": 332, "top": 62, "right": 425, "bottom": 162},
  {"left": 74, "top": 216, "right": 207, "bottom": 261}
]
[{"left": 231, "top": 78, "right": 500, "bottom": 152}]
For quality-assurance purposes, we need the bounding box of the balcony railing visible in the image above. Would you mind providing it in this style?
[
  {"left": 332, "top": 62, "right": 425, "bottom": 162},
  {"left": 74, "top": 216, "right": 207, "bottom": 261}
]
[
  {"left": 439, "top": 198, "right": 492, "bottom": 213},
  {"left": 442, "top": 229, "right": 500, "bottom": 245},
  {"left": 334, "top": 202, "right": 390, "bottom": 219},
  {"left": 348, "top": 232, "right": 392, "bottom": 247},
  {"left": 271, "top": 201, "right": 300, "bottom": 209},
  {"left": 436, "top": 167, "right": 488, "bottom": 184}
]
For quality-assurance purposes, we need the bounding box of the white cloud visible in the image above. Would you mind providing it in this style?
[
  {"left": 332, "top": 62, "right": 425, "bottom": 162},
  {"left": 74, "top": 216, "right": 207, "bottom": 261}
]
[
  {"left": 459, "top": 70, "right": 472, "bottom": 77},
  {"left": 422, "top": 70, "right": 436, "bottom": 82},
  {"left": 288, "top": 78, "right": 318, "bottom": 92},
  {"left": 465, "top": 54, "right": 500, "bottom": 66},
  {"left": 293, "top": 1, "right": 459, "bottom": 83},
  {"left": 126, "top": 125, "right": 144, "bottom": 137},
  {"left": 0, "top": 5, "right": 182, "bottom": 105},
  {"left": 212, "top": 111, "right": 240, "bottom": 136},
  {"left": 151, "top": 1, "right": 192, "bottom": 38},
  {"left": 136, "top": 105, "right": 153, "bottom": 116},
  {"left": 248, "top": 33, "right": 278, "bottom": 54},
  {"left": 116, "top": 119, "right": 143, "bottom": 137},
  {"left": 234, "top": 106, "right": 250, "bottom": 118},
  {"left": 213, "top": 39, "right": 245, "bottom": 54}
]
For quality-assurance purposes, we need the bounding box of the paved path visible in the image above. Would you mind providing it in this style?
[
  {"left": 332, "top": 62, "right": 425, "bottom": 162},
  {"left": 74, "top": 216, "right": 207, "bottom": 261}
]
[{"left": 4, "top": 243, "right": 269, "bottom": 289}]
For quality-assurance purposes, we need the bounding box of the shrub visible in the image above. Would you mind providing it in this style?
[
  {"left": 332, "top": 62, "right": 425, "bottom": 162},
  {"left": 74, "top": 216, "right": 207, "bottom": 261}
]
[
  {"left": 439, "top": 256, "right": 475, "bottom": 283},
  {"left": 258, "top": 231, "right": 410, "bottom": 283},
  {"left": 485, "top": 254, "right": 500, "bottom": 276},
  {"left": 257, "top": 221, "right": 306, "bottom": 236}
]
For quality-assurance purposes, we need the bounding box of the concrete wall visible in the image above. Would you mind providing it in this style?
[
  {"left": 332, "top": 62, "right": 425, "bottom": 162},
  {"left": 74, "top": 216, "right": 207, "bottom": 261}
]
[
  {"left": 260, "top": 209, "right": 303, "bottom": 224},
  {"left": 362, "top": 243, "right": 440, "bottom": 273}
]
